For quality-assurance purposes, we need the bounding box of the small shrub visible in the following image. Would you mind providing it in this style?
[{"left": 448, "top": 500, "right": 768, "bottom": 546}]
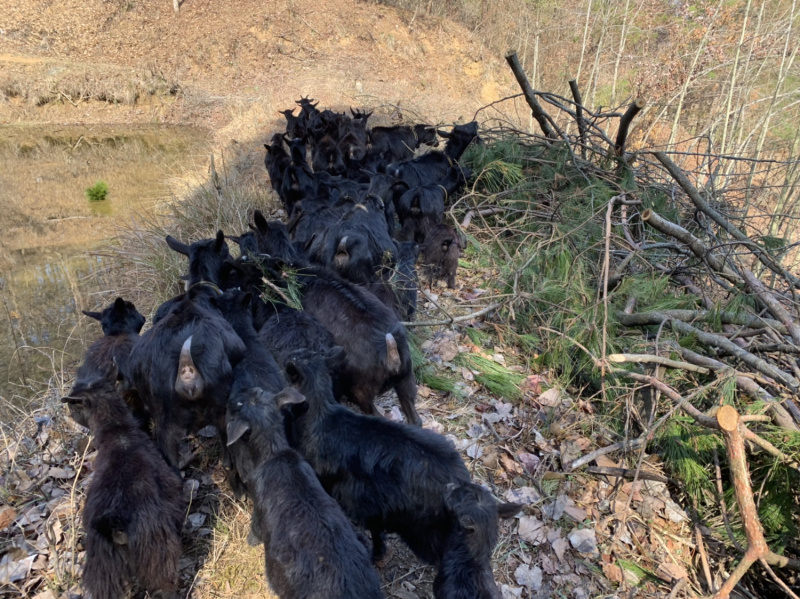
[{"left": 85, "top": 181, "right": 109, "bottom": 202}]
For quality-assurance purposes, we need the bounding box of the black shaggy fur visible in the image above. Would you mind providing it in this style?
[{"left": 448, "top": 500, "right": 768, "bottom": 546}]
[
  {"left": 225, "top": 387, "right": 383, "bottom": 599},
  {"left": 69, "top": 297, "right": 146, "bottom": 427},
  {"left": 280, "top": 350, "right": 471, "bottom": 562},
  {"left": 298, "top": 266, "right": 420, "bottom": 425},
  {"left": 371, "top": 241, "right": 419, "bottom": 322},
  {"left": 63, "top": 382, "right": 184, "bottom": 599},
  {"left": 433, "top": 483, "right": 522, "bottom": 599},
  {"left": 125, "top": 284, "right": 246, "bottom": 468},
  {"left": 421, "top": 224, "right": 461, "bottom": 289}
]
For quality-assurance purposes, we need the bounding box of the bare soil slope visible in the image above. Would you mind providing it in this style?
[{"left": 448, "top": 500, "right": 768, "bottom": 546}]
[{"left": 0, "top": 0, "right": 512, "bottom": 128}]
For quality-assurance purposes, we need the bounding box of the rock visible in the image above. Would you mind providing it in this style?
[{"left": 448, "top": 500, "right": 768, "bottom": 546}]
[{"left": 568, "top": 528, "right": 597, "bottom": 554}]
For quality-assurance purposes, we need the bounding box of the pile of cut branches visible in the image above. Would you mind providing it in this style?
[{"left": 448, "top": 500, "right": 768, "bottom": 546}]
[{"left": 448, "top": 53, "right": 800, "bottom": 597}]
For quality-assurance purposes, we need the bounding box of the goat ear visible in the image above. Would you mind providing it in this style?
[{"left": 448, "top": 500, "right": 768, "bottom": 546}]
[
  {"left": 458, "top": 515, "right": 477, "bottom": 534},
  {"left": 253, "top": 210, "right": 268, "bottom": 234},
  {"left": 497, "top": 502, "right": 523, "bottom": 519},
  {"left": 165, "top": 235, "right": 190, "bottom": 256},
  {"left": 264, "top": 143, "right": 270, "bottom": 151},
  {"left": 436, "top": 129, "right": 451, "bottom": 139},
  {"left": 285, "top": 361, "right": 301, "bottom": 384},
  {"left": 275, "top": 387, "right": 306, "bottom": 408},
  {"left": 325, "top": 346, "right": 346, "bottom": 370},
  {"left": 226, "top": 419, "right": 250, "bottom": 446},
  {"left": 113, "top": 297, "right": 126, "bottom": 312},
  {"left": 214, "top": 230, "right": 226, "bottom": 253},
  {"left": 82, "top": 310, "right": 102, "bottom": 321}
]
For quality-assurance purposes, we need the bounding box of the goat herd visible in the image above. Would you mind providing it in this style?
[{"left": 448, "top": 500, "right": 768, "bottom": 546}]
[{"left": 62, "top": 98, "right": 521, "bottom": 599}]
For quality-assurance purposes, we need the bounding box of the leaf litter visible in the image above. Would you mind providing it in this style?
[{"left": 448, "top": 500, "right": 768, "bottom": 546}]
[{"left": 0, "top": 278, "right": 701, "bottom": 598}]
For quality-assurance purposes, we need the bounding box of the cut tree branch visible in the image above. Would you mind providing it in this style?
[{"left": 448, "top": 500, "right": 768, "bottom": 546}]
[
  {"left": 614, "top": 98, "right": 645, "bottom": 157},
  {"left": 608, "top": 352, "right": 709, "bottom": 374},
  {"left": 642, "top": 209, "right": 741, "bottom": 282},
  {"left": 505, "top": 51, "right": 557, "bottom": 140},
  {"left": 654, "top": 151, "right": 800, "bottom": 289}
]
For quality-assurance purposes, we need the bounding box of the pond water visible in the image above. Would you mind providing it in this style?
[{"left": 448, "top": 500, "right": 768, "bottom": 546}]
[{"left": 0, "top": 124, "right": 211, "bottom": 409}]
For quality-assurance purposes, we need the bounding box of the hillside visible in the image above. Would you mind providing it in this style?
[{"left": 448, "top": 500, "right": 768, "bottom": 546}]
[{"left": 0, "top": 0, "right": 512, "bottom": 130}]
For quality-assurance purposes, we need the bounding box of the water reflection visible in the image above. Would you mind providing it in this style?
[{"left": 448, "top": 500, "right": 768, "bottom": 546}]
[
  {"left": 0, "top": 248, "right": 115, "bottom": 407},
  {"left": 0, "top": 124, "right": 211, "bottom": 412}
]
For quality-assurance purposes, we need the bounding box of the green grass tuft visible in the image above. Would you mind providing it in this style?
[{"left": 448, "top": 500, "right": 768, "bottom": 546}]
[{"left": 85, "top": 180, "right": 109, "bottom": 202}]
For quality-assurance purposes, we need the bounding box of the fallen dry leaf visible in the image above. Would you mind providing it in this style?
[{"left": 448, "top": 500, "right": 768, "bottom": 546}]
[
  {"left": 514, "top": 564, "right": 542, "bottom": 591},
  {"left": 564, "top": 505, "right": 588, "bottom": 522},
  {"left": 522, "top": 375, "right": 544, "bottom": 395},
  {"left": 657, "top": 560, "right": 689, "bottom": 582},
  {"left": 552, "top": 536, "right": 569, "bottom": 562},
  {"left": 601, "top": 562, "right": 624, "bottom": 584},
  {"left": 538, "top": 387, "right": 561, "bottom": 407},
  {"left": 517, "top": 451, "right": 540, "bottom": 473},
  {"left": 499, "top": 454, "right": 523, "bottom": 475},
  {"left": 505, "top": 486, "right": 541, "bottom": 506},
  {"left": 517, "top": 516, "right": 547, "bottom": 545},
  {"left": 0, "top": 506, "right": 17, "bottom": 530}
]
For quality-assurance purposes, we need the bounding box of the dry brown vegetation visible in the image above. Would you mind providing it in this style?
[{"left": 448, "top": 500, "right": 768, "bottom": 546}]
[{"left": 1, "top": 0, "right": 800, "bottom": 598}]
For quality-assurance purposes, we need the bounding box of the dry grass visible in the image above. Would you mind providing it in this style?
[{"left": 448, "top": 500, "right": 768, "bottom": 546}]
[{"left": 0, "top": 61, "right": 179, "bottom": 108}]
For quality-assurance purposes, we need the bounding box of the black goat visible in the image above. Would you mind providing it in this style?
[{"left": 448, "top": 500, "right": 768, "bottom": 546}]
[
  {"left": 387, "top": 121, "right": 478, "bottom": 188},
  {"left": 369, "top": 123, "right": 438, "bottom": 163},
  {"left": 395, "top": 166, "right": 468, "bottom": 243},
  {"left": 421, "top": 224, "right": 461, "bottom": 289},
  {"left": 371, "top": 241, "right": 419, "bottom": 321},
  {"left": 280, "top": 349, "right": 519, "bottom": 566},
  {"left": 68, "top": 298, "right": 147, "bottom": 428},
  {"left": 245, "top": 214, "right": 420, "bottom": 424},
  {"left": 215, "top": 289, "right": 285, "bottom": 497},
  {"left": 264, "top": 133, "right": 291, "bottom": 194},
  {"left": 310, "top": 134, "right": 346, "bottom": 175},
  {"left": 226, "top": 387, "right": 383, "bottom": 599},
  {"left": 316, "top": 196, "right": 397, "bottom": 285},
  {"left": 433, "top": 483, "right": 522, "bottom": 599},
  {"left": 63, "top": 381, "right": 184, "bottom": 599},
  {"left": 125, "top": 233, "right": 246, "bottom": 468}
]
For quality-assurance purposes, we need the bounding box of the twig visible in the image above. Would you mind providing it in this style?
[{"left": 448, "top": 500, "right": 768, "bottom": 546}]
[
  {"left": 261, "top": 277, "right": 292, "bottom": 306},
  {"left": 460, "top": 207, "right": 506, "bottom": 229},
  {"left": 585, "top": 465, "right": 670, "bottom": 483},
  {"left": 642, "top": 209, "right": 741, "bottom": 283},
  {"left": 740, "top": 268, "right": 800, "bottom": 345},
  {"left": 504, "top": 51, "right": 557, "bottom": 140},
  {"left": 618, "top": 311, "right": 800, "bottom": 394},
  {"left": 653, "top": 151, "right": 800, "bottom": 290},
  {"left": 607, "top": 353, "right": 710, "bottom": 374},
  {"left": 668, "top": 577, "right": 688, "bottom": 599},
  {"left": 404, "top": 302, "right": 502, "bottom": 327},
  {"left": 566, "top": 437, "right": 647, "bottom": 471},
  {"left": 616, "top": 309, "right": 787, "bottom": 333}
]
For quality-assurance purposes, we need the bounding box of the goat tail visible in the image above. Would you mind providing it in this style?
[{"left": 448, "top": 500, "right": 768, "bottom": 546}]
[
  {"left": 385, "top": 333, "right": 402, "bottom": 375},
  {"left": 82, "top": 527, "right": 129, "bottom": 599}
]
